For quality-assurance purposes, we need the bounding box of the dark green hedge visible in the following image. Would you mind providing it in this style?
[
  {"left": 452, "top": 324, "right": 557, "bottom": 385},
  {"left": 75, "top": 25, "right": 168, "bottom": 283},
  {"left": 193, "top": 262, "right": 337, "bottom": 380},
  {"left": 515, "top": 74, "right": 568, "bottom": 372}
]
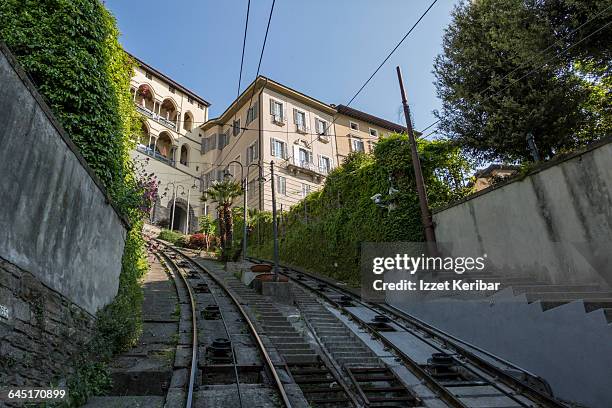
[{"left": 250, "top": 134, "right": 473, "bottom": 286}]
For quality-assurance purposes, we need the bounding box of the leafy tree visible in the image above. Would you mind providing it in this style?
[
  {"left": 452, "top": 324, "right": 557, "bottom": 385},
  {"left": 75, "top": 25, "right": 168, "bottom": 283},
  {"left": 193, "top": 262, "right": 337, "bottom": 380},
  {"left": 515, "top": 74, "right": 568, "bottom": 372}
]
[
  {"left": 433, "top": 0, "right": 611, "bottom": 164},
  {"left": 198, "top": 214, "right": 217, "bottom": 252},
  {"left": 201, "top": 180, "right": 243, "bottom": 259}
]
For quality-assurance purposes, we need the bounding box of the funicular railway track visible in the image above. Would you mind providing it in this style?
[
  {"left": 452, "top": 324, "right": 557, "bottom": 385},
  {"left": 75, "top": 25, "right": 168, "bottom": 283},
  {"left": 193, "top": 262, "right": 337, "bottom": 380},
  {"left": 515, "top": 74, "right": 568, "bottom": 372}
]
[
  {"left": 153, "top": 242, "right": 292, "bottom": 408},
  {"left": 152, "top": 240, "right": 568, "bottom": 408},
  {"left": 246, "top": 258, "right": 570, "bottom": 408}
]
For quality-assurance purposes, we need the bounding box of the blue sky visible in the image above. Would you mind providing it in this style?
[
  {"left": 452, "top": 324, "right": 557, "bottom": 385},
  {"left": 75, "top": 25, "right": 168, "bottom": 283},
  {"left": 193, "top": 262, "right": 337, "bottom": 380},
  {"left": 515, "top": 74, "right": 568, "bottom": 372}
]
[{"left": 105, "top": 0, "right": 459, "bottom": 132}]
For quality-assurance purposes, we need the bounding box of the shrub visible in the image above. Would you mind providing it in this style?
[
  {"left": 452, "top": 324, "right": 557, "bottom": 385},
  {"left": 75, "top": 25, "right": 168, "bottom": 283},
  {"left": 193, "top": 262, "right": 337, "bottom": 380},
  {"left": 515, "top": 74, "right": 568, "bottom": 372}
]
[
  {"left": 157, "top": 229, "right": 184, "bottom": 245},
  {"left": 175, "top": 236, "right": 189, "bottom": 248},
  {"left": 188, "top": 233, "right": 206, "bottom": 249}
]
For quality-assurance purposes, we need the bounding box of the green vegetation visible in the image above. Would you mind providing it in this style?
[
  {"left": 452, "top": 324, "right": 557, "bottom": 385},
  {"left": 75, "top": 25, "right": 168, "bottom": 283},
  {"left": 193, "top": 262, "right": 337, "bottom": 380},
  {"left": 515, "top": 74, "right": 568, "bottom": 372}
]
[
  {"left": 199, "top": 214, "right": 218, "bottom": 251},
  {"left": 434, "top": 0, "right": 611, "bottom": 164},
  {"left": 158, "top": 229, "right": 185, "bottom": 245},
  {"left": 249, "top": 134, "right": 473, "bottom": 285},
  {"left": 201, "top": 180, "right": 243, "bottom": 260},
  {"left": 0, "top": 1, "right": 153, "bottom": 406}
]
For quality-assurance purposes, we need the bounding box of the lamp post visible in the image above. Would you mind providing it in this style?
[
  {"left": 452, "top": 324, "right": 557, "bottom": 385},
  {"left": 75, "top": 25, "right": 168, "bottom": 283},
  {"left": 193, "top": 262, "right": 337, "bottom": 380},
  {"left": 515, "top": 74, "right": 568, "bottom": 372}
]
[
  {"left": 184, "top": 182, "right": 198, "bottom": 235},
  {"left": 224, "top": 160, "right": 264, "bottom": 260}
]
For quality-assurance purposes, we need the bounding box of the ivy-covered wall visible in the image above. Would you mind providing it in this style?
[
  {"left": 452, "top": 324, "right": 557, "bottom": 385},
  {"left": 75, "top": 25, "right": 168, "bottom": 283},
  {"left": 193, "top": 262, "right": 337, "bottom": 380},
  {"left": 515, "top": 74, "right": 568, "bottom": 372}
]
[
  {"left": 1, "top": 1, "right": 149, "bottom": 404},
  {"left": 249, "top": 134, "right": 473, "bottom": 285}
]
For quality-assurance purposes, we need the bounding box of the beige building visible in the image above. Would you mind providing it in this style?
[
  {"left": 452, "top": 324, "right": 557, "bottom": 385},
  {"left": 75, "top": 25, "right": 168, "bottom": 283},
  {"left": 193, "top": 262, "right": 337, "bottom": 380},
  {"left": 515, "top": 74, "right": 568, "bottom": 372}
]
[
  {"left": 332, "top": 104, "right": 407, "bottom": 160},
  {"left": 129, "top": 57, "right": 410, "bottom": 226},
  {"left": 129, "top": 54, "right": 210, "bottom": 233},
  {"left": 200, "top": 76, "right": 339, "bottom": 214}
]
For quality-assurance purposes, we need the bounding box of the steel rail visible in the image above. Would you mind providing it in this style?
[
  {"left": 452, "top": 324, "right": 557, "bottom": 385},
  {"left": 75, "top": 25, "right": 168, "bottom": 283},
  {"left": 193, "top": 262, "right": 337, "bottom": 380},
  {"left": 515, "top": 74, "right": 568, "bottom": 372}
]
[
  {"left": 159, "top": 250, "right": 245, "bottom": 408},
  {"left": 157, "top": 242, "right": 293, "bottom": 408},
  {"left": 278, "top": 269, "right": 468, "bottom": 407},
  {"left": 156, "top": 251, "right": 198, "bottom": 408},
  {"left": 249, "top": 257, "right": 568, "bottom": 408}
]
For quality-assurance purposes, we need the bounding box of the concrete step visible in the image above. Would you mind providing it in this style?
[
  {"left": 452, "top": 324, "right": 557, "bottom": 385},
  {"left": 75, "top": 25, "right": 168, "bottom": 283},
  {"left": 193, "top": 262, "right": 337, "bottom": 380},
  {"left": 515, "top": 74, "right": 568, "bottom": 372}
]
[
  {"left": 340, "top": 358, "right": 382, "bottom": 367},
  {"left": 278, "top": 348, "right": 316, "bottom": 355},
  {"left": 275, "top": 344, "right": 313, "bottom": 351},
  {"left": 321, "top": 335, "right": 353, "bottom": 342},
  {"left": 326, "top": 345, "right": 370, "bottom": 352},
  {"left": 269, "top": 336, "right": 304, "bottom": 343},
  {"left": 540, "top": 299, "right": 612, "bottom": 312},
  {"left": 266, "top": 327, "right": 298, "bottom": 334},
  {"left": 310, "top": 322, "right": 343, "bottom": 327},
  {"left": 512, "top": 284, "right": 603, "bottom": 294},
  {"left": 331, "top": 351, "right": 375, "bottom": 359},
  {"left": 283, "top": 354, "right": 320, "bottom": 364},
  {"left": 526, "top": 292, "right": 612, "bottom": 302}
]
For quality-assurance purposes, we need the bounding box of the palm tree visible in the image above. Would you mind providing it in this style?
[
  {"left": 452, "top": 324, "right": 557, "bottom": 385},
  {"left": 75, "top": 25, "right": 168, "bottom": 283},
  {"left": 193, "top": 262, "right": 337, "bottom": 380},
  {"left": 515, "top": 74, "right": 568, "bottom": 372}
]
[{"left": 201, "top": 179, "right": 243, "bottom": 259}]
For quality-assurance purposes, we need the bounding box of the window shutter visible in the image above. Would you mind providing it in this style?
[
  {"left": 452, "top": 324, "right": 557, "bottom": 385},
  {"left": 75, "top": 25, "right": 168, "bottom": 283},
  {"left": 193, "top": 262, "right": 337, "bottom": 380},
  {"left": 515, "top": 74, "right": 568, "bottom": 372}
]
[
  {"left": 270, "top": 139, "right": 275, "bottom": 156},
  {"left": 293, "top": 108, "right": 298, "bottom": 124},
  {"left": 210, "top": 134, "right": 217, "bottom": 150},
  {"left": 201, "top": 137, "right": 206, "bottom": 154},
  {"left": 293, "top": 145, "right": 300, "bottom": 165},
  {"left": 253, "top": 101, "right": 259, "bottom": 119},
  {"left": 270, "top": 98, "right": 274, "bottom": 115},
  {"left": 254, "top": 140, "right": 259, "bottom": 160}
]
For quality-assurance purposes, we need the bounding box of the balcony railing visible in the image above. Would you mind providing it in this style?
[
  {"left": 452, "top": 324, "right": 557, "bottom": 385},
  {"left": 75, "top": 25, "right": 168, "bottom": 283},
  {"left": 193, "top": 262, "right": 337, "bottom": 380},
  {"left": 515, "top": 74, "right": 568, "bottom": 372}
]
[
  {"left": 136, "top": 104, "right": 156, "bottom": 119},
  {"left": 158, "top": 116, "right": 177, "bottom": 131},
  {"left": 136, "top": 143, "right": 175, "bottom": 167},
  {"left": 286, "top": 160, "right": 329, "bottom": 180},
  {"left": 135, "top": 103, "right": 178, "bottom": 131}
]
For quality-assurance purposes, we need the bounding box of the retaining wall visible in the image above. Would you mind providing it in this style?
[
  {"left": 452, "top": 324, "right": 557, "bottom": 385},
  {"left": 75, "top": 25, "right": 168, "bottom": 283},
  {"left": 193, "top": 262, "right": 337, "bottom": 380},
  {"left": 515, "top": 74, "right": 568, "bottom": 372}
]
[
  {"left": 0, "top": 43, "right": 127, "bottom": 386},
  {"left": 433, "top": 138, "right": 612, "bottom": 286}
]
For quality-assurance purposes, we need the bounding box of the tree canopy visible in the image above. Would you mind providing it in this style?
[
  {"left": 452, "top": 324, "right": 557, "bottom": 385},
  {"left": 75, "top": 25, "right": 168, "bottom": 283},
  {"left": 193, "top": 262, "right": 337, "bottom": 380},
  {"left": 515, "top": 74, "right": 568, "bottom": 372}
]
[{"left": 434, "top": 0, "right": 611, "bottom": 164}]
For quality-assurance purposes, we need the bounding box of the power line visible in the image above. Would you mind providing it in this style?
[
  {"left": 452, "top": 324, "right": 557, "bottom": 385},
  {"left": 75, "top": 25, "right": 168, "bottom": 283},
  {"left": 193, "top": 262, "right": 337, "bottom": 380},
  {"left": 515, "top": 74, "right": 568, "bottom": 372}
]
[
  {"left": 345, "top": 0, "right": 439, "bottom": 109},
  {"left": 217, "top": 0, "right": 276, "bottom": 166},
  {"left": 237, "top": 0, "right": 252, "bottom": 98}
]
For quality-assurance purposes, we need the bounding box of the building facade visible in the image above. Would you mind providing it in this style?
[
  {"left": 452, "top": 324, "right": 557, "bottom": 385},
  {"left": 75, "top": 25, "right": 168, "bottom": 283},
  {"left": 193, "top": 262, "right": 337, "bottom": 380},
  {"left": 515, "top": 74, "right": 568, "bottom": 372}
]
[
  {"left": 129, "top": 57, "right": 409, "bottom": 226},
  {"left": 199, "top": 77, "right": 339, "bottom": 215},
  {"left": 333, "top": 104, "right": 407, "bottom": 161},
  {"left": 129, "top": 55, "right": 210, "bottom": 233}
]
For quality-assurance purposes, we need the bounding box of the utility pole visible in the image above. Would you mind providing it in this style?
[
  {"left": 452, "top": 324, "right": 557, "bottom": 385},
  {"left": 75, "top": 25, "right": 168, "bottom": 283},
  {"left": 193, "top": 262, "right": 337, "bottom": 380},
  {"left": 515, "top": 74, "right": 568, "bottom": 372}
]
[
  {"left": 396, "top": 66, "right": 436, "bottom": 244},
  {"left": 270, "top": 161, "right": 280, "bottom": 279}
]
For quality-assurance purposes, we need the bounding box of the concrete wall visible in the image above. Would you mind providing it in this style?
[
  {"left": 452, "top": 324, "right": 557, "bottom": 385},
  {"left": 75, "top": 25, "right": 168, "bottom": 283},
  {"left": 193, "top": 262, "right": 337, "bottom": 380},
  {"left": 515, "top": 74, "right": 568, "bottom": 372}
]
[
  {"left": 0, "top": 44, "right": 127, "bottom": 315},
  {"left": 433, "top": 139, "right": 612, "bottom": 286},
  {"left": 388, "top": 291, "right": 612, "bottom": 408}
]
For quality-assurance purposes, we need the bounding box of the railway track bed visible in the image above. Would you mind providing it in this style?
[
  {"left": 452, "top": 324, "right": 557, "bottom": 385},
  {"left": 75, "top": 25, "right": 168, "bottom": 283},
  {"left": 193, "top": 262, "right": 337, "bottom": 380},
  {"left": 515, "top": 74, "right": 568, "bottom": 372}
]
[{"left": 152, "top": 242, "right": 569, "bottom": 408}]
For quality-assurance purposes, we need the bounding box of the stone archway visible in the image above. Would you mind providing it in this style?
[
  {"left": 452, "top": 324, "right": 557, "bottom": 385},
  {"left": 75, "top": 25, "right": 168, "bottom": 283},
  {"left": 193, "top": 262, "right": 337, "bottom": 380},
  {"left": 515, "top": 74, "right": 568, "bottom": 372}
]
[{"left": 167, "top": 197, "right": 197, "bottom": 234}]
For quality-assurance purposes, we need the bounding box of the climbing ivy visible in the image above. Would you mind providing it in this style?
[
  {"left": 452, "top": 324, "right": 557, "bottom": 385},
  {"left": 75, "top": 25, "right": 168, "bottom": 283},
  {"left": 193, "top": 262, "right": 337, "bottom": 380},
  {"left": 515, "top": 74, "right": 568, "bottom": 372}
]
[
  {"left": 1, "top": 1, "right": 149, "bottom": 405},
  {"left": 249, "top": 134, "right": 473, "bottom": 286}
]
